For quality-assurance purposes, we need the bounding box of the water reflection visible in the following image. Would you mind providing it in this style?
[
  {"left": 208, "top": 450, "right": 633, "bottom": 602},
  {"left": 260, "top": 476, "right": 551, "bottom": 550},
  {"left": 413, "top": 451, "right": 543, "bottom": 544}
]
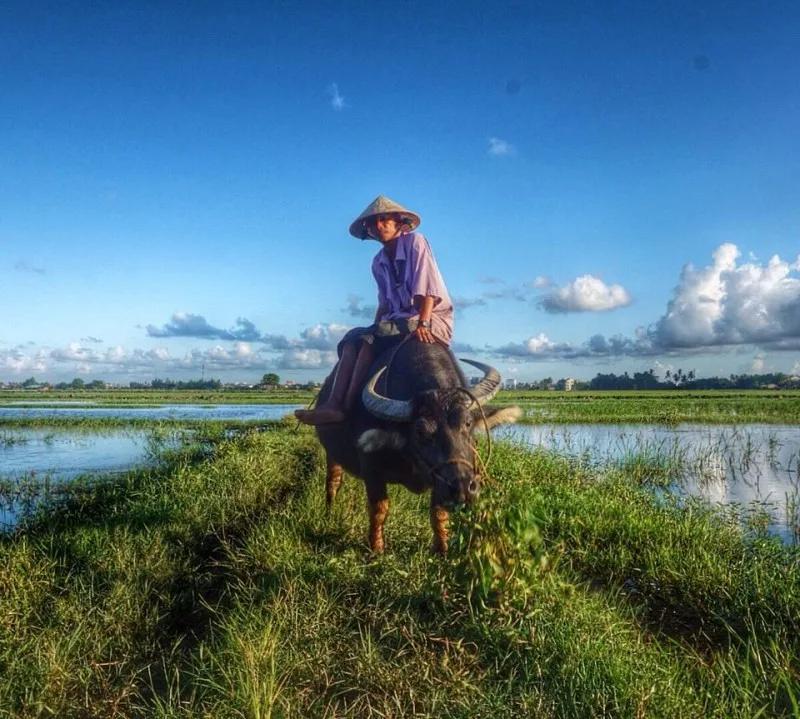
[
  {"left": 0, "top": 428, "right": 163, "bottom": 530},
  {"left": 496, "top": 423, "right": 800, "bottom": 541},
  {"left": 0, "top": 403, "right": 303, "bottom": 421}
]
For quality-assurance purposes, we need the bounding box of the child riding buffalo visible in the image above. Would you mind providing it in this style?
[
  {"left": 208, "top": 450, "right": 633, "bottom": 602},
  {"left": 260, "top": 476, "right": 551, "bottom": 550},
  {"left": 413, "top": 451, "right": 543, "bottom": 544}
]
[{"left": 295, "top": 195, "right": 453, "bottom": 425}]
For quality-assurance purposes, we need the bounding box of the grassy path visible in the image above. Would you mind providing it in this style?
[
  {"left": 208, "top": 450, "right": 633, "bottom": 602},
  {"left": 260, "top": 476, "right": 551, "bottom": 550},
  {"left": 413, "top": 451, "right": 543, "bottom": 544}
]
[{"left": 1, "top": 426, "right": 798, "bottom": 717}]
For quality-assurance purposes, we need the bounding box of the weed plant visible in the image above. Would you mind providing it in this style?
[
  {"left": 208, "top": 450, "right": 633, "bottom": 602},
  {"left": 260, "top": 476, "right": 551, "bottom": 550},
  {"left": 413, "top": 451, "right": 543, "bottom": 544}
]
[{"left": 0, "top": 427, "right": 798, "bottom": 717}]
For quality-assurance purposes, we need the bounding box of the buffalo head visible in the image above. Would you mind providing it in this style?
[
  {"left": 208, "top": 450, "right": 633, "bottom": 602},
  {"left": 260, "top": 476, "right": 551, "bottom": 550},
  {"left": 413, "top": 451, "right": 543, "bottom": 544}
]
[{"left": 360, "top": 359, "right": 521, "bottom": 508}]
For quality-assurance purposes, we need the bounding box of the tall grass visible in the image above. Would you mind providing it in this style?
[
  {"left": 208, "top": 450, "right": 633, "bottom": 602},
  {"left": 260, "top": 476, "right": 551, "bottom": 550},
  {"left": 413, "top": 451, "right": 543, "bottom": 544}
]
[{"left": 1, "top": 426, "right": 798, "bottom": 717}]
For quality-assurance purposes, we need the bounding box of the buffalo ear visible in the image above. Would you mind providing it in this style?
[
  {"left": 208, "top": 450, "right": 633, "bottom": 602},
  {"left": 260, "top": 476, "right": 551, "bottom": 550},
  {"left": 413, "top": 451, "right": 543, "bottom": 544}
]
[
  {"left": 474, "top": 405, "right": 522, "bottom": 430},
  {"left": 357, "top": 429, "right": 408, "bottom": 453}
]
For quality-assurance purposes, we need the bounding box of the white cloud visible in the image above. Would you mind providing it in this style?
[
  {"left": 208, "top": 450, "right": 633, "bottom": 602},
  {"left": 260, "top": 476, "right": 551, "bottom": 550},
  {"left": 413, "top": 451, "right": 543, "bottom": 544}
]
[
  {"left": 751, "top": 355, "right": 765, "bottom": 373},
  {"left": 653, "top": 243, "right": 800, "bottom": 349},
  {"left": 299, "top": 323, "right": 349, "bottom": 351},
  {"left": 1, "top": 346, "right": 47, "bottom": 373},
  {"left": 651, "top": 360, "right": 674, "bottom": 381},
  {"left": 277, "top": 349, "right": 337, "bottom": 370},
  {"left": 328, "top": 83, "right": 345, "bottom": 110},
  {"left": 539, "top": 275, "right": 632, "bottom": 313},
  {"left": 525, "top": 333, "right": 557, "bottom": 354},
  {"left": 488, "top": 137, "right": 515, "bottom": 156},
  {"left": 146, "top": 346, "right": 169, "bottom": 361},
  {"left": 492, "top": 242, "right": 800, "bottom": 362}
]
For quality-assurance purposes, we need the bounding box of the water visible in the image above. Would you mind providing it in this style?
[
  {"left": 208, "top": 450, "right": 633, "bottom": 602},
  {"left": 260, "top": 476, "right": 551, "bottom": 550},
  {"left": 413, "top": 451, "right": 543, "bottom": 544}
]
[
  {"left": 0, "top": 403, "right": 303, "bottom": 421},
  {"left": 496, "top": 423, "right": 800, "bottom": 540},
  {"left": 0, "top": 428, "right": 163, "bottom": 529},
  {"left": 2, "top": 411, "right": 798, "bottom": 539},
  {"left": 0, "top": 404, "right": 303, "bottom": 530}
]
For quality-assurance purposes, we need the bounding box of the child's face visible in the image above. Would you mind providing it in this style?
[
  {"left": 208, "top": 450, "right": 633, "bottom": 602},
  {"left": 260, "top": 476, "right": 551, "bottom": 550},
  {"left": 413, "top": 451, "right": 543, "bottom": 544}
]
[{"left": 369, "top": 214, "right": 401, "bottom": 243}]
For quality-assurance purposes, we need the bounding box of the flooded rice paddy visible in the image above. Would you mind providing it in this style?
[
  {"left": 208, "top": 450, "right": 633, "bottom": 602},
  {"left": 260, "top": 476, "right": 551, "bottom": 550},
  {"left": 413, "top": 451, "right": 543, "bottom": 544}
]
[
  {"left": 1, "top": 402, "right": 798, "bottom": 540},
  {"left": 499, "top": 423, "right": 800, "bottom": 541},
  {"left": 0, "top": 403, "right": 304, "bottom": 421}
]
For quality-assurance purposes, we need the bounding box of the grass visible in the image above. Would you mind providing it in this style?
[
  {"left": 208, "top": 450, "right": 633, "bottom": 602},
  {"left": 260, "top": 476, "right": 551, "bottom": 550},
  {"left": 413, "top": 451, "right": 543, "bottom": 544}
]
[
  {"left": 1, "top": 425, "right": 798, "bottom": 717},
  {"left": 0, "top": 389, "right": 314, "bottom": 406},
  {"left": 507, "top": 389, "right": 800, "bottom": 424},
  {"left": 0, "top": 415, "right": 300, "bottom": 431},
  {"left": 4, "top": 388, "right": 800, "bottom": 424}
]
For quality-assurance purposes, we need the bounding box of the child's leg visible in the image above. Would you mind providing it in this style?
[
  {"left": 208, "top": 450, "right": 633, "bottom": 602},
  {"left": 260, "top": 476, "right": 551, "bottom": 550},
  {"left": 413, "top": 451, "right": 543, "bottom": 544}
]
[
  {"left": 295, "top": 341, "right": 358, "bottom": 425},
  {"left": 343, "top": 341, "right": 374, "bottom": 411}
]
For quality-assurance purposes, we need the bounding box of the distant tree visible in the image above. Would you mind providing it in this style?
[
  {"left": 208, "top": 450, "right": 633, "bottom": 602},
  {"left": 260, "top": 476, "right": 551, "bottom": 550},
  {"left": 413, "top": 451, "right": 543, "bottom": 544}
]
[
  {"left": 262, "top": 373, "right": 281, "bottom": 386},
  {"left": 21, "top": 377, "right": 38, "bottom": 388},
  {"left": 88, "top": 379, "right": 106, "bottom": 389},
  {"left": 70, "top": 378, "right": 85, "bottom": 389}
]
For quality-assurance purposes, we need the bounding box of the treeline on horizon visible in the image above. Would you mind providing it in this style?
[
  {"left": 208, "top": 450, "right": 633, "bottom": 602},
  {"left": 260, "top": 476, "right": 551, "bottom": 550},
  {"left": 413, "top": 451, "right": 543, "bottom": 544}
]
[
  {"left": 573, "top": 369, "right": 800, "bottom": 391},
  {"left": 4, "top": 370, "right": 800, "bottom": 392},
  {"left": 4, "top": 375, "right": 316, "bottom": 391}
]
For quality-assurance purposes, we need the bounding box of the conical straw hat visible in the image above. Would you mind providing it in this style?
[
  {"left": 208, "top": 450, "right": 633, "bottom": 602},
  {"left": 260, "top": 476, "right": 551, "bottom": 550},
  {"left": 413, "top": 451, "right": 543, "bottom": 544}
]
[{"left": 349, "top": 195, "right": 421, "bottom": 239}]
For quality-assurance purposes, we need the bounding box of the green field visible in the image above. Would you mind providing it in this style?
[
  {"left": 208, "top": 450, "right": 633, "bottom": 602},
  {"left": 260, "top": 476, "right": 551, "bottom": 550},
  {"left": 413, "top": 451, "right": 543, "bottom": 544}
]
[
  {"left": 1, "top": 424, "right": 798, "bottom": 717},
  {"left": 3, "top": 388, "right": 800, "bottom": 425},
  {"left": 0, "top": 389, "right": 315, "bottom": 406}
]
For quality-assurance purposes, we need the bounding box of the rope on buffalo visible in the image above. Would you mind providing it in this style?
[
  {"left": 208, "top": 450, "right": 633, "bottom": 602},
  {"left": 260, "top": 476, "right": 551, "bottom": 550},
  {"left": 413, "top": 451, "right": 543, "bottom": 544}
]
[
  {"left": 404, "top": 382, "right": 495, "bottom": 486},
  {"left": 459, "top": 386, "right": 493, "bottom": 469}
]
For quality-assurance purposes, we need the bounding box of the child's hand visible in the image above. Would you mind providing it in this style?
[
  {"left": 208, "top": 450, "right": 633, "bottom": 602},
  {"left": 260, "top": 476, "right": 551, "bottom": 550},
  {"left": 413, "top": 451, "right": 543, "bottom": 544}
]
[{"left": 415, "top": 324, "right": 435, "bottom": 343}]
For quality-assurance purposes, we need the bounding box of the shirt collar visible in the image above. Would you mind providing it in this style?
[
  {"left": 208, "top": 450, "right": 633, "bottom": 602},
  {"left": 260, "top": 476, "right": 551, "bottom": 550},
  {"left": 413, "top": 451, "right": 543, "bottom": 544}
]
[{"left": 376, "top": 232, "right": 410, "bottom": 265}]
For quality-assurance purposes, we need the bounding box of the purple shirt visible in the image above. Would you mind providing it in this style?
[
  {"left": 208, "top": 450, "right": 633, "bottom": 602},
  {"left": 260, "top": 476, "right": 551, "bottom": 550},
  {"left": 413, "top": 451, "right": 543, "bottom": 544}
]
[{"left": 371, "top": 231, "right": 453, "bottom": 345}]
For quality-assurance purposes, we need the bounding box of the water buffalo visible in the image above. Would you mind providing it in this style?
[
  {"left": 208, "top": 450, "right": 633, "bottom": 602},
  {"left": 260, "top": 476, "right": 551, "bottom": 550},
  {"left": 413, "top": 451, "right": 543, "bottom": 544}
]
[{"left": 313, "top": 339, "right": 521, "bottom": 554}]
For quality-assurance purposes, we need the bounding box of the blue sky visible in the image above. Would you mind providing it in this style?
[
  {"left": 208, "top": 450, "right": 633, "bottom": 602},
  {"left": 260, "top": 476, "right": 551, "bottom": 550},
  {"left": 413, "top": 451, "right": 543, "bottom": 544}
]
[{"left": 2, "top": 1, "right": 799, "bottom": 384}]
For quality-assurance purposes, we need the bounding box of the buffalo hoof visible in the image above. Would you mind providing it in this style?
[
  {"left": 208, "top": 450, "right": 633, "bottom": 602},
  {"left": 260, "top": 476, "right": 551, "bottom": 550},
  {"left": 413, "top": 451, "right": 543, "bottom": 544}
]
[
  {"left": 294, "top": 408, "right": 346, "bottom": 425},
  {"left": 431, "top": 538, "right": 448, "bottom": 556}
]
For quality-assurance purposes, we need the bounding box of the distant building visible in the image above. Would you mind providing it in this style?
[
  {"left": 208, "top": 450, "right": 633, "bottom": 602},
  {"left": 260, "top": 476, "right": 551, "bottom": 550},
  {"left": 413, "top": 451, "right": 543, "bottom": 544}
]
[
  {"left": 504, "top": 378, "right": 517, "bottom": 390},
  {"left": 564, "top": 377, "right": 576, "bottom": 391}
]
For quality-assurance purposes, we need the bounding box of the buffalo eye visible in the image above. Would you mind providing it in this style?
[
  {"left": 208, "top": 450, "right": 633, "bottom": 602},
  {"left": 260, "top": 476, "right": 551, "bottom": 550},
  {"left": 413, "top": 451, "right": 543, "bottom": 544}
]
[{"left": 414, "top": 418, "right": 436, "bottom": 438}]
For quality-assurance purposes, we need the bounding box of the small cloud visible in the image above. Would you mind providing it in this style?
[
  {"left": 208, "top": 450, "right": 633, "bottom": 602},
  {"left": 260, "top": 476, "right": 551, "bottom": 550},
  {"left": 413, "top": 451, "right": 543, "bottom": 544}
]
[
  {"left": 328, "top": 83, "right": 345, "bottom": 110},
  {"left": 488, "top": 137, "right": 515, "bottom": 157},
  {"left": 751, "top": 355, "right": 765, "bottom": 373},
  {"left": 14, "top": 260, "right": 45, "bottom": 275},
  {"left": 146, "top": 312, "right": 262, "bottom": 341},
  {"left": 81, "top": 336, "right": 103, "bottom": 344},
  {"left": 538, "top": 275, "right": 632, "bottom": 314},
  {"left": 344, "top": 294, "right": 375, "bottom": 320},
  {"left": 529, "top": 275, "right": 551, "bottom": 289},
  {"left": 452, "top": 296, "right": 488, "bottom": 311},
  {"left": 477, "top": 276, "right": 505, "bottom": 285},
  {"left": 451, "top": 341, "right": 481, "bottom": 354}
]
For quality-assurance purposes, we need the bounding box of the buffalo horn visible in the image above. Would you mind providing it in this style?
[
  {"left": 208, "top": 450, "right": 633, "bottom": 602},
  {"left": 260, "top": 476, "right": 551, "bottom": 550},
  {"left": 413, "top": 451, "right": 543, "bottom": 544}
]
[
  {"left": 460, "top": 359, "right": 502, "bottom": 405},
  {"left": 362, "top": 366, "right": 413, "bottom": 422}
]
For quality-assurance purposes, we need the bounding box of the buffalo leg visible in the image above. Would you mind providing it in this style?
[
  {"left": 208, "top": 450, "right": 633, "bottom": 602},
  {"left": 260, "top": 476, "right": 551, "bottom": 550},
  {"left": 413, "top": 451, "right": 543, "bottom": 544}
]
[
  {"left": 366, "top": 482, "right": 389, "bottom": 553},
  {"left": 430, "top": 504, "right": 449, "bottom": 555},
  {"left": 326, "top": 458, "right": 343, "bottom": 507}
]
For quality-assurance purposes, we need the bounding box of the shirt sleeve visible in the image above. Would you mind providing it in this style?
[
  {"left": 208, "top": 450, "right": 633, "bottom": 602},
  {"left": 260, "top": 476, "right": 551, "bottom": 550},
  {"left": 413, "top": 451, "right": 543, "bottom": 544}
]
[{"left": 407, "top": 233, "right": 447, "bottom": 304}]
